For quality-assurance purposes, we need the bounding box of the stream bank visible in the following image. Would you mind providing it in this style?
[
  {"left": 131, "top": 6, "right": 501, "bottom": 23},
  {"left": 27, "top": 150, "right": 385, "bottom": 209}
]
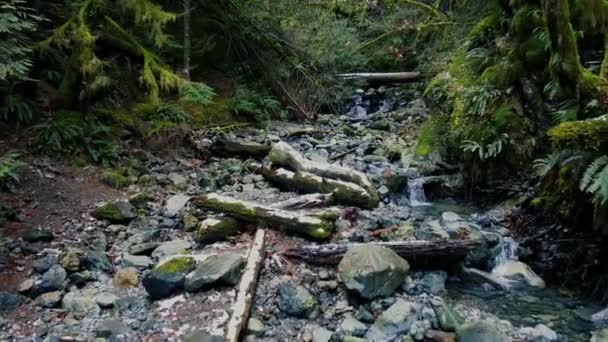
[{"left": 0, "top": 87, "right": 605, "bottom": 341}]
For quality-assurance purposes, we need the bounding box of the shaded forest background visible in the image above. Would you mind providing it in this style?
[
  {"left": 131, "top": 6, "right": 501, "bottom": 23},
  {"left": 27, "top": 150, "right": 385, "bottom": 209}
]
[{"left": 2, "top": 0, "right": 608, "bottom": 298}]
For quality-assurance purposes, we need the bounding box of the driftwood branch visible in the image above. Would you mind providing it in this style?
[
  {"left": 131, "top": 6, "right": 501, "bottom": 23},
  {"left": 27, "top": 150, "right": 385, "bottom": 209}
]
[
  {"left": 284, "top": 240, "right": 478, "bottom": 266},
  {"left": 225, "top": 229, "right": 266, "bottom": 342},
  {"left": 270, "top": 193, "right": 335, "bottom": 210},
  {"left": 193, "top": 194, "right": 336, "bottom": 240},
  {"left": 337, "top": 72, "right": 421, "bottom": 83}
]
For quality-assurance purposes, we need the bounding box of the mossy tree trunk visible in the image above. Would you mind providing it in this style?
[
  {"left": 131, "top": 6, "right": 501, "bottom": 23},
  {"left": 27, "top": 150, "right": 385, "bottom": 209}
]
[{"left": 543, "top": 0, "right": 605, "bottom": 106}]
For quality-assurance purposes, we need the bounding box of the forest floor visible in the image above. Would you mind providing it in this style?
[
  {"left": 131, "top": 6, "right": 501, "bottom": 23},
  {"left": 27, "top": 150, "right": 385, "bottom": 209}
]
[{"left": 0, "top": 87, "right": 605, "bottom": 341}]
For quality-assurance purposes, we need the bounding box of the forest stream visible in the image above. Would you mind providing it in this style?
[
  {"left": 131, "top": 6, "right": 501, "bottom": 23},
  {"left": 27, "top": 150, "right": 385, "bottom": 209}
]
[{"left": 1, "top": 86, "right": 605, "bottom": 341}]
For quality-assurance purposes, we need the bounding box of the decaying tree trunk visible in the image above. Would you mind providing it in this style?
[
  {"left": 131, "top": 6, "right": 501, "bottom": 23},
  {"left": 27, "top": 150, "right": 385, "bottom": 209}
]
[
  {"left": 193, "top": 194, "right": 337, "bottom": 240},
  {"left": 249, "top": 162, "right": 378, "bottom": 209},
  {"left": 268, "top": 142, "right": 379, "bottom": 207},
  {"left": 225, "top": 229, "right": 266, "bottom": 342},
  {"left": 284, "top": 240, "right": 478, "bottom": 265},
  {"left": 270, "top": 193, "right": 335, "bottom": 210},
  {"left": 212, "top": 133, "right": 271, "bottom": 157},
  {"left": 337, "top": 72, "right": 421, "bottom": 82}
]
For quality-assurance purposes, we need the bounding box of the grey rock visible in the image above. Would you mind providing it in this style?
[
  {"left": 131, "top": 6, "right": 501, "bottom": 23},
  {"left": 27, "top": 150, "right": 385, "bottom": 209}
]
[
  {"left": 416, "top": 220, "right": 449, "bottom": 240},
  {"left": 128, "top": 242, "right": 161, "bottom": 255},
  {"left": 33, "top": 255, "right": 58, "bottom": 273},
  {"left": 520, "top": 324, "right": 558, "bottom": 342},
  {"left": 36, "top": 265, "right": 67, "bottom": 293},
  {"left": 62, "top": 291, "right": 100, "bottom": 316},
  {"left": 246, "top": 318, "right": 266, "bottom": 336},
  {"left": 82, "top": 249, "right": 112, "bottom": 273},
  {"left": 181, "top": 331, "right": 223, "bottom": 342},
  {"left": 432, "top": 300, "right": 463, "bottom": 332},
  {"left": 277, "top": 283, "right": 318, "bottom": 318},
  {"left": 96, "top": 319, "right": 130, "bottom": 339},
  {"left": 593, "top": 307, "right": 608, "bottom": 327},
  {"left": 165, "top": 194, "right": 191, "bottom": 216},
  {"left": 338, "top": 244, "right": 410, "bottom": 299},
  {"left": 0, "top": 291, "right": 27, "bottom": 311},
  {"left": 151, "top": 239, "right": 193, "bottom": 260},
  {"left": 95, "top": 292, "right": 118, "bottom": 308},
  {"left": 492, "top": 260, "right": 545, "bottom": 288},
  {"left": 23, "top": 226, "right": 53, "bottom": 242},
  {"left": 142, "top": 255, "right": 196, "bottom": 299},
  {"left": 184, "top": 253, "right": 245, "bottom": 292},
  {"left": 456, "top": 320, "right": 509, "bottom": 342},
  {"left": 340, "top": 315, "right": 368, "bottom": 337},
  {"left": 123, "top": 254, "right": 153, "bottom": 269},
  {"left": 365, "top": 299, "right": 420, "bottom": 341},
  {"left": 168, "top": 173, "right": 188, "bottom": 188},
  {"left": 592, "top": 329, "right": 608, "bottom": 342},
  {"left": 311, "top": 325, "right": 332, "bottom": 342}
]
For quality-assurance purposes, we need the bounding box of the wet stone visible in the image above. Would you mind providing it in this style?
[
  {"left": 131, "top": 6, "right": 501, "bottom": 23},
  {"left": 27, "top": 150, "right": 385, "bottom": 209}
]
[
  {"left": 23, "top": 226, "right": 53, "bottom": 242},
  {"left": 277, "top": 283, "right": 318, "bottom": 318}
]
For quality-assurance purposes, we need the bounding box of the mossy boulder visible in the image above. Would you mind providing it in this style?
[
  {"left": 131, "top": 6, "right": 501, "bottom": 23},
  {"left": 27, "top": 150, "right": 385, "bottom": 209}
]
[
  {"left": 277, "top": 283, "right": 318, "bottom": 318},
  {"left": 129, "top": 193, "right": 152, "bottom": 209},
  {"left": 101, "top": 171, "right": 131, "bottom": 189},
  {"left": 142, "top": 255, "right": 196, "bottom": 299},
  {"left": 338, "top": 244, "right": 410, "bottom": 299},
  {"left": 548, "top": 115, "right": 608, "bottom": 150},
  {"left": 92, "top": 201, "right": 137, "bottom": 223},
  {"left": 456, "top": 320, "right": 509, "bottom": 342},
  {"left": 194, "top": 217, "right": 241, "bottom": 244}
]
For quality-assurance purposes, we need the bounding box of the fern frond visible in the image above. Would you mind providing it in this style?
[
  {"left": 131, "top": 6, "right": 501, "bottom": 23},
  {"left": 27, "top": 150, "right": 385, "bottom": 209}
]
[{"left": 581, "top": 156, "right": 608, "bottom": 204}]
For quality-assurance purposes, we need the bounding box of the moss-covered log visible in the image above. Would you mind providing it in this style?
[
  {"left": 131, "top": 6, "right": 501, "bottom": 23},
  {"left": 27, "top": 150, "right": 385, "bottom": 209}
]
[
  {"left": 268, "top": 142, "right": 379, "bottom": 207},
  {"left": 194, "top": 217, "right": 242, "bottom": 244},
  {"left": 250, "top": 162, "right": 378, "bottom": 209},
  {"left": 193, "top": 194, "right": 336, "bottom": 240},
  {"left": 548, "top": 114, "right": 608, "bottom": 149},
  {"left": 270, "top": 193, "right": 335, "bottom": 210},
  {"left": 212, "top": 133, "right": 271, "bottom": 157}
]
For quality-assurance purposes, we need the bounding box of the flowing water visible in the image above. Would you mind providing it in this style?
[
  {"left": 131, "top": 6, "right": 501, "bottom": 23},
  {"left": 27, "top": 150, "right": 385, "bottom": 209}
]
[{"left": 407, "top": 177, "right": 430, "bottom": 207}]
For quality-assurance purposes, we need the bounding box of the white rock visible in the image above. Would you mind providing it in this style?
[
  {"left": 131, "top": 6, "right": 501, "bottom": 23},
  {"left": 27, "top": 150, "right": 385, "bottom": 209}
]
[
  {"left": 164, "top": 194, "right": 191, "bottom": 216},
  {"left": 492, "top": 261, "right": 545, "bottom": 288}
]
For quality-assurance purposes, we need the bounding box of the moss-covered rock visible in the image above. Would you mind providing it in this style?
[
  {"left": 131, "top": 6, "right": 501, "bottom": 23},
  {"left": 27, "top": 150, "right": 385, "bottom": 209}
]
[
  {"left": 142, "top": 255, "right": 196, "bottom": 299},
  {"left": 92, "top": 201, "right": 137, "bottom": 223},
  {"left": 548, "top": 115, "right": 608, "bottom": 150},
  {"left": 195, "top": 217, "right": 241, "bottom": 244},
  {"left": 101, "top": 171, "right": 131, "bottom": 189},
  {"left": 276, "top": 282, "right": 318, "bottom": 318}
]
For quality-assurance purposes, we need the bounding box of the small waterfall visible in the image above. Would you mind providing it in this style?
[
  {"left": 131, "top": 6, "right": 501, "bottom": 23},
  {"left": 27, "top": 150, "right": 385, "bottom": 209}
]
[
  {"left": 408, "top": 178, "right": 430, "bottom": 206},
  {"left": 493, "top": 236, "right": 520, "bottom": 267}
]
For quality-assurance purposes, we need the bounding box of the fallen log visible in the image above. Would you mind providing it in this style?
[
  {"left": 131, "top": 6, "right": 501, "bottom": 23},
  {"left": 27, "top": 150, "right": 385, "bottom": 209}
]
[
  {"left": 213, "top": 133, "right": 271, "bottom": 157},
  {"left": 270, "top": 193, "right": 335, "bottom": 210},
  {"left": 250, "top": 162, "right": 377, "bottom": 209},
  {"left": 283, "top": 240, "right": 478, "bottom": 266},
  {"left": 225, "top": 229, "right": 266, "bottom": 342},
  {"left": 193, "top": 194, "right": 336, "bottom": 240},
  {"left": 337, "top": 72, "right": 421, "bottom": 82},
  {"left": 268, "top": 142, "right": 379, "bottom": 207}
]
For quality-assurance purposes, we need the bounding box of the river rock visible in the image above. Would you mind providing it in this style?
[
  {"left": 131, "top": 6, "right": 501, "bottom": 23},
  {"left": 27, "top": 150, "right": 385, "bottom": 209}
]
[
  {"left": 142, "top": 255, "right": 196, "bottom": 299},
  {"left": 456, "top": 320, "right": 508, "bottom": 342},
  {"left": 246, "top": 318, "right": 266, "bottom": 336},
  {"left": 184, "top": 253, "right": 245, "bottom": 292},
  {"left": 338, "top": 244, "right": 410, "bottom": 299},
  {"left": 432, "top": 300, "right": 463, "bottom": 332},
  {"left": 340, "top": 315, "right": 368, "bottom": 337},
  {"left": 0, "top": 291, "right": 27, "bottom": 311},
  {"left": 123, "top": 254, "right": 153, "bottom": 269},
  {"left": 113, "top": 267, "right": 139, "bottom": 288},
  {"left": 36, "top": 291, "right": 62, "bottom": 308},
  {"left": 182, "top": 331, "right": 224, "bottom": 342},
  {"left": 151, "top": 239, "right": 193, "bottom": 260},
  {"left": 165, "top": 194, "right": 191, "bottom": 216},
  {"left": 593, "top": 307, "right": 608, "bottom": 327},
  {"left": 277, "top": 283, "right": 318, "bottom": 318},
  {"left": 22, "top": 226, "right": 53, "bottom": 242},
  {"left": 33, "top": 254, "right": 58, "bottom": 273},
  {"left": 592, "top": 329, "right": 608, "bottom": 342},
  {"left": 92, "top": 201, "right": 137, "bottom": 223},
  {"left": 365, "top": 299, "right": 420, "bottom": 341},
  {"left": 96, "top": 318, "right": 130, "bottom": 339},
  {"left": 416, "top": 220, "right": 449, "bottom": 240},
  {"left": 58, "top": 247, "right": 83, "bottom": 272},
  {"left": 62, "top": 291, "right": 100, "bottom": 316},
  {"left": 492, "top": 260, "right": 545, "bottom": 288},
  {"left": 519, "top": 324, "right": 558, "bottom": 341},
  {"left": 36, "top": 265, "right": 67, "bottom": 293},
  {"left": 95, "top": 292, "right": 118, "bottom": 308}
]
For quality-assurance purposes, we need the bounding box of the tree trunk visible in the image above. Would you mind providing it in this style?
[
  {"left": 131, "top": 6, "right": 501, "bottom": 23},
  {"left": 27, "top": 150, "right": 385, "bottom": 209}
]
[
  {"left": 192, "top": 194, "right": 337, "bottom": 240},
  {"left": 284, "top": 240, "right": 478, "bottom": 266},
  {"left": 225, "top": 229, "right": 266, "bottom": 342},
  {"left": 268, "top": 142, "right": 379, "bottom": 207},
  {"left": 183, "top": 0, "right": 191, "bottom": 80},
  {"left": 336, "top": 72, "right": 420, "bottom": 82}
]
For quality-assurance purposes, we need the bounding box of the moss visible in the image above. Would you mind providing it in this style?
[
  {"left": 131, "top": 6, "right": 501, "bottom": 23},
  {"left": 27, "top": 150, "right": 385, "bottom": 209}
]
[
  {"left": 520, "top": 35, "right": 548, "bottom": 69},
  {"left": 481, "top": 57, "right": 524, "bottom": 89},
  {"left": 530, "top": 197, "right": 544, "bottom": 207},
  {"left": 195, "top": 217, "right": 240, "bottom": 243},
  {"left": 101, "top": 170, "right": 131, "bottom": 189},
  {"left": 548, "top": 116, "right": 608, "bottom": 150},
  {"left": 92, "top": 203, "right": 123, "bottom": 221},
  {"left": 468, "top": 14, "right": 501, "bottom": 46},
  {"left": 416, "top": 119, "right": 437, "bottom": 156},
  {"left": 129, "top": 192, "right": 152, "bottom": 208},
  {"left": 154, "top": 256, "right": 196, "bottom": 276},
  {"left": 138, "top": 174, "right": 156, "bottom": 187},
  {"left": 204, "top": 197, "right": 258, "bottom": 218}
]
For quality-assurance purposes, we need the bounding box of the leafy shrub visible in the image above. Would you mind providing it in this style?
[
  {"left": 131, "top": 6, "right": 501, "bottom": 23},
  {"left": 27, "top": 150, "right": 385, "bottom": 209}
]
[
  {"left": 32, "top": 113, "right": 121, "bottom": 166},
  {"left": 135, "top": 102, "right": 192, "bottom": 124},
  {"left": 226, "top": 85, "right": 285, "bottom": 125},
  {"left": 581, "top": 155, "right": 608, "bottom": 205},
  {"left": 0, "top": 151, "right": 25, "bottom": 185},
  {"left": 461, "top": 133, "right": 511, "bottom": 160},
  {"left": 179, "top": 82, "right": 216, "bottom": 106},
  {"left": 1, "top": 94, "right": 35, "bottom": 122}
]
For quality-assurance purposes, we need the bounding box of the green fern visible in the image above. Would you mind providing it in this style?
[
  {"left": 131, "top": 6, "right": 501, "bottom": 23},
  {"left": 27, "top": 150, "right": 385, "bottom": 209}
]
[
  {"left": 179, "top": 82, "right": 216, "bottom": 106},
  {"left": 533, "top": 150, "right": 582, "bottom": 177},
  {"left": 461, "top": 134, "right": 510, "bottom": 160},
  {"left": 0, "top": 151, "right": 25, "bottom": 185},
  {"left": 581, "top": 155, "right": 608, "bottom": 204}
]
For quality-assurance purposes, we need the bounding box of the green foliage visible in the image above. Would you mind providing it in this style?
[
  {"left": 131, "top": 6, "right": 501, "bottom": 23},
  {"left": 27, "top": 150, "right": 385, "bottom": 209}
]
[
  {"left": 32, "top": 113, "right": 121, "bottom": 166},
  {"left": 462, "top": 82, "right": 502, "bottom": 117},
  {"left": 226, "top": 85, "right": 285, "bottom": 125},
  {"left": 148, "top": 104, "right": 191, "bottom": 124},
  {"left": 461, "top": 133, "right": 511, "bottom": 160},
  {"left": 533, "top": 150, "right": 582, "bottom": 178},
  {"left": 548, "top": 116, "right": 608, "bottom": 150},
  {"left": 1, "top": 94, "right": 35, "bottom": 122},
  {"left": 179, "top": 82, "right": 216, "bottom": 106},
  {"left": 0, "top": 0, "right": 42, "bottom": 81},
  {"left": 581, "top": 156, "right": 608, "bottom": 205},
  {"left": 0, "top": 151, "right": 25, "bottom": 185}
]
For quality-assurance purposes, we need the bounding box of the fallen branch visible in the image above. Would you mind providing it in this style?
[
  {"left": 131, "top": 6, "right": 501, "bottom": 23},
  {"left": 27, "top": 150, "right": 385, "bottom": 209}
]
[
  {"left": 336, "top": 72, "right": 420, "bottom": 82},
  {"left": 250, "top": 162, "right": 377, "bottom": 209},
  {"left": 271, "top": 193, "right": 335, "bottom": 210},
  {"left": 225, "top": 229, "right": 266, "bottom": 342},
  {"left": 268, "top": 142, "right": 379, "bottom": 207},
  {"left": 329, "top": 147, "right": 358, "bottom": 161},
  {"left": 213, "top": 133, "right": 271, "bottom": 157},
  {"left": 284, "top": 240, "right": 478, "bottom": 265},
  {"left": 193, "top": 194, "right": 336, "bottom": 240}
]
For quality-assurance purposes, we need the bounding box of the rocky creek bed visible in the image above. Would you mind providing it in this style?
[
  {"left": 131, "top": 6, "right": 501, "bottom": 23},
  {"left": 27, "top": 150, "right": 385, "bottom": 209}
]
[{"left": 0, "top": 87, "right": 607, "bottom": 341}]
